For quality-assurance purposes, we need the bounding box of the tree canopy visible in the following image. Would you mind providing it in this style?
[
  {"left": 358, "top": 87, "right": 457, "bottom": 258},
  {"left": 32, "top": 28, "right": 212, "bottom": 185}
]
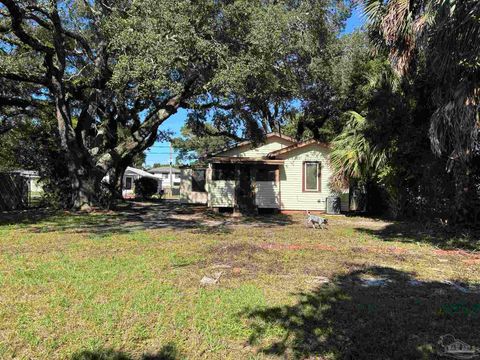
[{"left": 0, "top": 0, "right": 351, "bottom": 209}]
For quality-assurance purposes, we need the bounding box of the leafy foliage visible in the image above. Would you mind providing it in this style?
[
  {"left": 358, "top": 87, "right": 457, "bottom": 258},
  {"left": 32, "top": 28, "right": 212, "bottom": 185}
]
[
  {"left": 0, "top": 117, "right": 72, "bottom": 208},
  {"left": 171, "top": 124, "right": 233, "bottom": 164},
  {"left": 0, "top": 0, "right": 351, "bottom": 209},
  {"left": 330, "top": 111, "right": 387, "bottom": 183},
  {"left": 362, "top": 0, "right": 480, "bottom": 224},
  {"left": 364, "top": 0, "right": 479, "bottom": 167}
]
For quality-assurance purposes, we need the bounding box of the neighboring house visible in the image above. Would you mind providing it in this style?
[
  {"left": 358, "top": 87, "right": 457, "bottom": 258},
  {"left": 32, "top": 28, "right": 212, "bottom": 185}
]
[
  {"left": 149, "top": 167, "right": 181, "bottom": 189},
  {"left": 121, "top": 167, "right": 162, "bottom": 198},
  {"left": 180, "top": 132, "right": 349, "bottom": 213}
]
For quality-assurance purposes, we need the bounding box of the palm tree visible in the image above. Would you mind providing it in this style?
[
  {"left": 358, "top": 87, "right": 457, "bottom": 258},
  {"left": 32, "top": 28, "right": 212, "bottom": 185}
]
[
  {"left": 364, "top": 0, "right": 479, "bottom": 168},
  {"left": 330, "top": 111, "right": 388, "bottom": 212},
  {"left": 330, "top": 111, "right": 384, "bottom": 181}
]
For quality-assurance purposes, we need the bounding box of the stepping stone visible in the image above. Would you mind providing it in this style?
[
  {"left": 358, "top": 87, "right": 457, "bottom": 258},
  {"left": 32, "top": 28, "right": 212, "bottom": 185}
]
[
  {"left": 442, "top": 280, "right": 480, "bottom": 294},
  {"left": 408, "top": 280, "right": 426, "bottom": 287},
  {"left": 200, "top": 271, "right": 223, "bottom": 286},
  {"left": 308, "top": 276, "right": 330, "bottom": 285},
  {"left": 360, "top": 277, "right": 390, "bottom": 287}
]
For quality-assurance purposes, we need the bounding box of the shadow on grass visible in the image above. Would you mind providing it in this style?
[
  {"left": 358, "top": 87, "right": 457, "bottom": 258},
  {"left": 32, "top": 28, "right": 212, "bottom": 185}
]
[
  {"left": 355, "top": 221, "right": 480, "bottom": 251},
  {"left": 0, "top": 201, "right": 294, "bottom": 236},
  {"left": 71, "top": 343, "right": 180, "bottom": 360},
  {"left": 0, "top": 207, "right": 58, "bottom": 226},
  {"left": 247, "top": 266, "right": 480, "bottom": 359}
]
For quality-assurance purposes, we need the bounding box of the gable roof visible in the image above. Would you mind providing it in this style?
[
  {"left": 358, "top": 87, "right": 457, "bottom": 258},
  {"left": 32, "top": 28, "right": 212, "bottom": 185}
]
[
  {"left": 210, "top": 132, "right": 296, "bottom": 157},
  {"left": 125, "top": 167, "right": 160, "bottom": 179},
  {"left": 149, "top": 166, "right": 181, "bottom": 174},
  {"left": 267, "top": 139, "right": 330, "bottom": 158}
]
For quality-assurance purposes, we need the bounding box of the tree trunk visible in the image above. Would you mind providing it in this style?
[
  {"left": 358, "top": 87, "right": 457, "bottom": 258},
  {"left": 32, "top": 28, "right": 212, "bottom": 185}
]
[
  {"left": 71, "top": 168, "right": 103, "bottom": 211},
  {"left": 55, "top": 97, "right": 105, "bottom": 211},
  {"left": 110, "top": 163, "right": 128, "bottom": 201},
  {"left": 113, "top": 167, "right": 125, "bottom": 200},
  {"left": 53, "top": 93, "right": 181, "bottom": 210}
]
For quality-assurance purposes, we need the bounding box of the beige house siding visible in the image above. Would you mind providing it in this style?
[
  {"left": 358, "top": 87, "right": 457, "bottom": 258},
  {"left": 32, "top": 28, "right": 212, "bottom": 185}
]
[
  {"left": 208, "top": 180, "right": 235, "bottom": 207},
  {"left": 218, "top": 136, "right": 293, "bottom": 158},
  {"left": 183, "top": 137, "right": 349, "bottom": 212},
  {"left": 277, "top": 143, "right": 347, "bottom": 211},
  {"left": 179, "top": 169, "right": 208, "bottom": 204}
]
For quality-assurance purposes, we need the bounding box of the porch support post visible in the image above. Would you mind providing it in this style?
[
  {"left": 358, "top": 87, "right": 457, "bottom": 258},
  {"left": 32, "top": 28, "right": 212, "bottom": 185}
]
[
  {"left": 276, "top": 166, "right": 281, "bottom": 214},
  {"left": 233, "top": 164, "right": 240, "bottom": 216},
  {"left": 251, "top": 166, "right": 258, "bottom": 215}
]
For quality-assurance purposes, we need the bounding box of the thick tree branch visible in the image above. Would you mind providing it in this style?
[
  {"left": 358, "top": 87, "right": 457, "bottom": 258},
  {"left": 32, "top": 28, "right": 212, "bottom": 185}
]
[
  {"left": 0, "top": 0, "right": 54, "bottom": 54},
  {"left": 50, "top": 2, "right": 67, "bottom": 73},
  {"left": 0, "top": 71, "right": 47, "bottom": 86},
  {"left": 0, "top": 95, "right": 44, "bottom": 108},
  {"left": 181, "top": 100, "right": 235, "bottom": 111},
  {"left": 24, "top": 6, "right": 94, "bottom": 60},
  {"left": 201, "top": 127, "right": 244, "bottom": 142}
]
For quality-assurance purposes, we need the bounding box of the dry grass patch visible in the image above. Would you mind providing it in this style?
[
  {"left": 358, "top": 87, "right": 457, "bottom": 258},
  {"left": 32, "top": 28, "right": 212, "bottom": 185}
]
[{"left": 0, "top": 206, "right": 479, "bottom": 359}]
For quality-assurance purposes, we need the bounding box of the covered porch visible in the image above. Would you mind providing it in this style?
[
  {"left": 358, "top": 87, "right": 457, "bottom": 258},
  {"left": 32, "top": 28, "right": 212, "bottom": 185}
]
[{"left": 207, "top": 157, "right": 284, "bottom": 214}]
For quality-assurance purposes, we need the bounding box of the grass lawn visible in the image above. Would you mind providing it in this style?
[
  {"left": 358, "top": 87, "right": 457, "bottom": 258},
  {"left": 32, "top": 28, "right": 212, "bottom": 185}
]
[{"left": 0, "top": 202, "right": 479, "bottom": 359}]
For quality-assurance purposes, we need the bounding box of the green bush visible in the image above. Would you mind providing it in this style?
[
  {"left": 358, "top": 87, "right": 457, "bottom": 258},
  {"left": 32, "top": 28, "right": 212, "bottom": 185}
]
[{"left": 134, "top": 177, "right": 158, "bottom": 199}]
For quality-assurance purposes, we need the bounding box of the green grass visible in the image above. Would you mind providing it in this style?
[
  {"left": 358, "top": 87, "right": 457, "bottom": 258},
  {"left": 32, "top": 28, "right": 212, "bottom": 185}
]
[{"left": 0, "top": 208, "right": 479, "bottom": 359}]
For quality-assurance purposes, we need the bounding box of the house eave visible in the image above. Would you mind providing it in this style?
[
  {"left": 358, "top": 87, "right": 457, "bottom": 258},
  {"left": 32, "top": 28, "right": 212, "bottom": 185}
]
[
  {"left": 267, "top": 139, "right": 330, "bottom": 158},
  {"left": 208, "top": 132, "right": 296, "bottom": 157},
  {"left": 208, "top": 157, "right": 284, "bottom": 165}
]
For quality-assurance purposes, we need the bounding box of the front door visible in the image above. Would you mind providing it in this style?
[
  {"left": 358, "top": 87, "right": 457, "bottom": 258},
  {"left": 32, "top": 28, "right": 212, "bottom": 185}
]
[{"left": 235, "top": 165, "right": 256, "bottom": 213}]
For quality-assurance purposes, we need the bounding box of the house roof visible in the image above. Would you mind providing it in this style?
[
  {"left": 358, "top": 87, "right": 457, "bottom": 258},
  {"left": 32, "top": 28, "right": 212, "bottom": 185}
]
[
  {"left": 179, "top": 164, "right": 207, "bottom": 169},
  {"left": 209, "top": 157, "right": 284, "bottom": 165},
  {"left": 8, "top": 170, "right": 39, "bottom": 178},
  {"left": 209, "top": 132, "right": 296, "bottom": 157},
  {"left": 125, "top": 167, "right": 161, "bottom": 180},
  {"left": 149, "top": 166, "right": 181, "bottom": 174},
  {"left": 267, "top": 139, "right": 330, "bottom": 158}
]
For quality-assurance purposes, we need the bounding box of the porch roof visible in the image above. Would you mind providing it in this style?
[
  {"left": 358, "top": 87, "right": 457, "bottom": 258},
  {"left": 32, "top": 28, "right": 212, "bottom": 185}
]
[{"left": 208, "top": 157, "right": 284, "bottom": 165}]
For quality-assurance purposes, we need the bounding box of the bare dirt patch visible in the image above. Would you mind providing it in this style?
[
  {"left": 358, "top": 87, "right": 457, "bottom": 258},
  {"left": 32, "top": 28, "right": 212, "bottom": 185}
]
[{"left": 259, "top": 243, "right": 337, "bottom": 251}]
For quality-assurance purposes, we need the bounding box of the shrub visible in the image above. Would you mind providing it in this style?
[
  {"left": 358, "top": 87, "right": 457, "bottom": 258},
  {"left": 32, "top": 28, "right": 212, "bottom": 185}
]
[{"left": 134, "top": 177, "right": 158, "bottom": 199}]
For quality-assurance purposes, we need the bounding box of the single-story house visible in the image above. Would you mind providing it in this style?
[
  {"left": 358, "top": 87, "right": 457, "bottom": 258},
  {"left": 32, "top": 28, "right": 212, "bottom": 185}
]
[{"left": 179, "top": 132, "right": 349, "bottom": 213}]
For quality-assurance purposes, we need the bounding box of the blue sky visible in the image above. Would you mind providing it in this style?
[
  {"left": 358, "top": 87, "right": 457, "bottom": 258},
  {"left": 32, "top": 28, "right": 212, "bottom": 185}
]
[{"left": 145, "top": 6, "right": 365, "bottom": 167}]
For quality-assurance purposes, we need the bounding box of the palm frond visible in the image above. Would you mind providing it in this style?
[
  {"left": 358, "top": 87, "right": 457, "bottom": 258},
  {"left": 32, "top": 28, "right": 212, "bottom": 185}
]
[
  {"left": 330, "top": 111, "right": 388, "bottom": 189},
  {"left": 364, "top": 0, "right": 480, "bottom": 166}
]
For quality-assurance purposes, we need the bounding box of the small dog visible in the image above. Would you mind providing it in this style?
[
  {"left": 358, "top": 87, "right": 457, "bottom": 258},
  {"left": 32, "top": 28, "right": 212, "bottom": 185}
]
[{"left": 305, "top": 210, "right": 328, "bottom": 229}]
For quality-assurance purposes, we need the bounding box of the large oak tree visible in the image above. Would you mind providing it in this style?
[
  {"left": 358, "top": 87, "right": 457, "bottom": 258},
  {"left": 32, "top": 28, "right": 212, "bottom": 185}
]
[{"left": 0, "top": 0, "right": 348, "bottom": 209}]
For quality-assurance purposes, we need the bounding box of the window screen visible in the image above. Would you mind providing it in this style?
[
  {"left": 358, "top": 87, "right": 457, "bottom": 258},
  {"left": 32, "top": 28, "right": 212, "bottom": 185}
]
[
  {"left": 213, "top": 164, "right": 235, "bottom": 181},
  {"left": 256, "top": 167, "right": 276, "bottom": 182},
  {"left": 192, "top": 169, "right": 206, "bottom": 192}
]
